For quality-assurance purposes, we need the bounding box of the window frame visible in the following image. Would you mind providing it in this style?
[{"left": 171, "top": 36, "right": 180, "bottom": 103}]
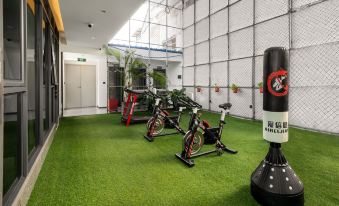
[{"left": 3, "top": 0, "right": 26, "bottom": 87}]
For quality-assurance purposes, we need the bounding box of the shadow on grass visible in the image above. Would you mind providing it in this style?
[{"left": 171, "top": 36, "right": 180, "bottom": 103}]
[{"left": 219, "top": 185, "right": 258, "bottom": 206}]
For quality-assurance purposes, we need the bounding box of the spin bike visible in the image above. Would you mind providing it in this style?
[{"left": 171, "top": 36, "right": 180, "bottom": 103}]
[
  {"left": 144, "top": 90, "right": 187, "bottom": 142},
  {"left": 175, "top": 101, "right": 237, "bottom": 167}
]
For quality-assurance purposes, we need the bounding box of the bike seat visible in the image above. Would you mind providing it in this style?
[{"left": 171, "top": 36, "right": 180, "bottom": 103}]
[{"left": 219, "top": 103, "right": 232, "bottom": 110}]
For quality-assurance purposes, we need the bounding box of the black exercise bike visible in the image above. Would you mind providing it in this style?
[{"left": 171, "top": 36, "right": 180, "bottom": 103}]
[
  {"left": 144, "top": 90, "right": 187, "bottom": 142},
  {"left": 175, "top": 100, "right": 237, "bottom": 167}
]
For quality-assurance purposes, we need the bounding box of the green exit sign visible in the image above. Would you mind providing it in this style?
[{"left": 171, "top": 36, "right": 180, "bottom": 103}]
[{"left": 77, "top": 58, "right": 86, "bottom": 62}]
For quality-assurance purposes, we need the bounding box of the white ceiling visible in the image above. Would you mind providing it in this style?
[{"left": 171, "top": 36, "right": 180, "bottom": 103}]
[{"left": 59, "top": 0, "right": 145, "bottom": 48}]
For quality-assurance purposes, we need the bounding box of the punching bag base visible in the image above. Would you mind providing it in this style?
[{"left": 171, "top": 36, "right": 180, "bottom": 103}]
[
  {"left": 250, "top": 144, "right": 304, "bottom": 206},
  {"left": 250, "top": 180, "right": 304, "bottom": 206}
]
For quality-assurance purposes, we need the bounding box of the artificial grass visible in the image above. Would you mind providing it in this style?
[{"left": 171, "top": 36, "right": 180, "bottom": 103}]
[{"left": 28, "top": 112, "right": 339, "bottom": 206}]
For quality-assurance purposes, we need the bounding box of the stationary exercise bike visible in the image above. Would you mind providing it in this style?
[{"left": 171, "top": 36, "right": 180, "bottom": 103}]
[
  {"left": 175, "top": 101, "right": 237, "bottom": 167},
  {"left": 144, "top": 90, "right": 187, "bottom": 142}
]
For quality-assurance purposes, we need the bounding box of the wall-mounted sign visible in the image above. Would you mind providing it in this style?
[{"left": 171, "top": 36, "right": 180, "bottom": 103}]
[{"left": 77, "top": 58, "right": 86, "bottom": 62}]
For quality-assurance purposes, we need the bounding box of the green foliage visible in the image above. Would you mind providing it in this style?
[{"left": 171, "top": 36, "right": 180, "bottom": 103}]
[
  {"left": 104, "top": 45, "right": 148, "bottom": 88},
  {"left": 148, "top": 71, "right": 167, "bottom": 88},
  {"left": 257, "top": 82, "right": 263, "bottom": 88},
  {"left": 28, "top": 113, "right": 339, "bottom": 206},
  {"left": 103, "top": 45, "right": 121, "bottom": 64},
  {"left": 104, "top": 45, "right": 167, "bottom": 89},
  {"left": 169, "top": 88, "right": 186, "bottom": 109},
  {"left": 231, "top": 83, "right": 239, "bottom": 90}
]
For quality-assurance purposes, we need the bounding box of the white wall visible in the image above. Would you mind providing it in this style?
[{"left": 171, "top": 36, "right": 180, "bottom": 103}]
[{"left": 61, "top": 45, "right": 110, "bottom": 108}]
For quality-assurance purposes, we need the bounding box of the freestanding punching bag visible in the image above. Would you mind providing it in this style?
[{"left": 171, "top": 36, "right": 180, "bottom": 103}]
[{"left": 250, "top": 47, "right": 304, "bottom": 205}]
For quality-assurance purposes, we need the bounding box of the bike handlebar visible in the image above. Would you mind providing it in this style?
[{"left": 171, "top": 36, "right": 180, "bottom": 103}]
[{"left": 177, "top": 96, "right": 202, "bottom": 109}]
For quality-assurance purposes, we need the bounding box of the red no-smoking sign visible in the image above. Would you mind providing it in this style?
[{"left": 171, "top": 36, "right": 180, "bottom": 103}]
[{"left": 267, "top": 69, "right": 289, "bottom": 97}]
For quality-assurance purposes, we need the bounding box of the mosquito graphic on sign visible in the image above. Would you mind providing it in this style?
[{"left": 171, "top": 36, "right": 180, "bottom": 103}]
[{"left": 267, "top": 69, "right": 289, "bottom": 97}]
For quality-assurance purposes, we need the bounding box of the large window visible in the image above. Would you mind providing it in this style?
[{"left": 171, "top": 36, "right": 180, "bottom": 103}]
[
  {"left": 3, "top": 94, "right": 22, "bottom": 196},
  {"left": 107, "top": 0, "right": 183, "bottom": 111},
  {"left": 3, "top": 0, "right": 22, "bottom": 81},
  {"left": 3, "top": 0, "right": 23, "bottom": 199},
  {"left": 27, "top": 2, "right": 38, "bottom": 155},
  {"left": 2, "top": 0, "right": 60, "bottom": 203}
]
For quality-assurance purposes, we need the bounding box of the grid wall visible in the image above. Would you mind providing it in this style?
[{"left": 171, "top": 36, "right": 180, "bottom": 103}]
[
  {"left": 110, "top": 0, "right": 183, "bottom": 89},
  {"left": 182, "top": 0, "right": 339, "bottom": 134}
]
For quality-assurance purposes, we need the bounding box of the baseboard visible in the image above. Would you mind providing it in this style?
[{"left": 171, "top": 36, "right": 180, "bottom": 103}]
[{"left": 12, "top": 123, "right": 59, "bottom": 206}]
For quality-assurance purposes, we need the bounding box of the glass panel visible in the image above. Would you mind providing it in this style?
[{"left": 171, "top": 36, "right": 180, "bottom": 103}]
[
  {"left": 3, "top": 0, "right": 22, "bottom": 80},
  {"left": 151, "top": 0, "right": 183, "bottom": 9},
  {"left": 150, "top": 2, "right": 166, "bottom": 25},
  {"left": 167, "top": 27, "right": 182, "bottom": 48},
  {"left": 153, "top": 68, "right": 166, "bottom": 89},
  {"left": 3, "top": 94, "right": 21, "bottom": 195},
  {"left": 112, "top": 21, "right": 129, "bottom": 42},
  {"left": 150, "top": 23, "right": 167, "bottom": 45},
  {"left": 167, "top": 6, "right": 182, "bottom": 28},
  {"left": 130, "top": 19, "right": 149, "bottom": 44},
  {"left": 43, "top": 20, "right": 48, "bottom": 131},
  {"left": 27, "top": 3, "right": 37, "bottom": 154},
  {"left": 130, "top": 1, "right": 149, "bottom": 22}
]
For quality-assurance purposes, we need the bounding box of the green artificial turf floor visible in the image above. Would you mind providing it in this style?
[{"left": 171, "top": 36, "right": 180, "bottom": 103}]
[{"left": 28, "top": 112, "right": 339, "bottom": 206}]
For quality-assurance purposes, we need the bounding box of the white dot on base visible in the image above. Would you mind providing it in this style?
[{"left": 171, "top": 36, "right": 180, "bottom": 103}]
[
  {"left": 282, "top": 169, "right": 286, "bottom": 173},
  {"left": 269, "top": 184, "right": 273, "bottom": 188},
  {"left": 299, "top": 181, "right": 302, "bottom": 184},
  {"left": 294, "top": 173, "right": 296, "bottom": 176},
  {"left": 289, "top": 186, "right": 293, "bottom": 190},
  {"left": 286, "top": 177, "right": 289, "bottom": 181},
  {"left": 271, "top": 168, "right": 275, "bottom": 172},
  {"left": 263, "top": 164, "right": 265, "bottom": 167},
  {"left": 270, "top": 176, "right": 273, "bottom": 180}
]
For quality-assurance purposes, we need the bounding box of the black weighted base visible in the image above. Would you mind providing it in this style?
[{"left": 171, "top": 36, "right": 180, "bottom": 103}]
[
  {"left": 250, "top": 143, "right": 304, "bottom": 206},
  {"left": 251, "top": 180, "right": 304, "bottom": 206},
  {"left": 175, "top": 153, "right": 194, "bottom": 167}
]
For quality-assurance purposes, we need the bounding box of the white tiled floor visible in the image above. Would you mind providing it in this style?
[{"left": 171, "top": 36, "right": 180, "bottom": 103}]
[{"left": 63, "top": 107, "right": 107, "bottom": 117}]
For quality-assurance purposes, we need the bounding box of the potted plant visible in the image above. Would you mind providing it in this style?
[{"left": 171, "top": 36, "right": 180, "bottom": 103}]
[
  {"left": 197, "top": 86, "right": 202, "bottom": 93},
  {"left": 214, "top": 84, "right": 220, "bottom": 92},
  {"left": 258, "top": 82, "right": 263, "bottom": 93},
  {"left": 231, "top": 84, "right": 239, "bottom": 93},
  {"left": 104, "top": 45, "right": 167, "bottom": 110},
  {"left": 169, "top": 88, "right": 186, "bottom": 110},
  {"left": 104, "top": 44, "right": 166, "bottom": 89}
]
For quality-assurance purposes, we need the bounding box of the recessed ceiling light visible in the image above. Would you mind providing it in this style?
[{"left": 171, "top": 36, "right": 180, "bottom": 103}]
[{"left": 91, "top": 36, "right": 96, "bottom": 40}]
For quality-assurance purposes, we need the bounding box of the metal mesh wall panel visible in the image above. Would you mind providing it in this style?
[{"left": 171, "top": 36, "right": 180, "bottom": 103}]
[
  {"left": 255, "top": 0, "right": 288, "bottom": 23},
  {"left": 184, "top": 26, "right": 194, "bottom": 47},
  {"left": 229, "top": 28, "right": 253, "bottom": 59},
  {"left": 183, "top": 66, "right": 195, "bottom": 86},
  {"left": 229, "top": 88, "right": 253, "bottom": 118},
  {"left": 195, "top": 18, "right": 209, "bottom": 43},
  {"left": 255, "top": 15, "right": 289, "bottom": 55},
  {"left": 195, "top": 64, "right": 209, "bottom": 86},
  {"left": 195, "top": 0, "right": 209, "bottom": 21},
  {"left": 210, "top": 0, "right": 228, "bottom": 14},
  {"left": 210, "top": 88, "right": 229, "bottom": 111},
  {"left": 210, "top": 62, "right": 228, "bottom": 86},
  {"left": 210, "top": 9, "right": 228, "bottom": 38},
  {"left": 229, "top": 58, "right": 252, "bottom": 87},
  {"left": 180, "top": 0, "right": 338, "bottom": 134},
  {"left": 229, "top": 0, "right": 253, "bottom": 32},
  {"left": 195, "top": 41, "right": 209, "bottom": 65},
  {"left": 196, "top": 88, "right": 210, "bottom": 109},
  {"left": 210, "top": 35, "right": 228, "bottom": 62},
  {"left": 183, "top": 46, "right": 194, "bottom": 66}
]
